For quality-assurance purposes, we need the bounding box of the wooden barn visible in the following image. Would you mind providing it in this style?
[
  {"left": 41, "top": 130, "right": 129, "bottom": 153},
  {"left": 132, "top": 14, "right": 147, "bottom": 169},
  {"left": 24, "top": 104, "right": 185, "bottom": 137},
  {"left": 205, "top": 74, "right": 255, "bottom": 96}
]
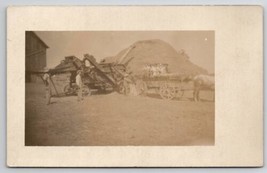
[{"left": 25, "top": 31, "right": 49, "bottom": 82}]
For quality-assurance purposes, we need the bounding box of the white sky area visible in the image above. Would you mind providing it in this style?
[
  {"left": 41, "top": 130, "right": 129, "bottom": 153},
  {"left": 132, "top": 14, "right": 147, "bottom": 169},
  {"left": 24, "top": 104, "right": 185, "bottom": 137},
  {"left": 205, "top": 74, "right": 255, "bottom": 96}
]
[{"left": 35, "top": 31, "right": 214, "bottom": 73}]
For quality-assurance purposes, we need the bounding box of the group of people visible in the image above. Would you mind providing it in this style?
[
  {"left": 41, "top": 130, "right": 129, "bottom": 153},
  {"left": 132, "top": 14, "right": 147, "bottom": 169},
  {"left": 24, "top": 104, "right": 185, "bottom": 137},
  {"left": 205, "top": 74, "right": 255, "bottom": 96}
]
[{"left": 43, "top": 69, "right": 84, "bottom": 105}]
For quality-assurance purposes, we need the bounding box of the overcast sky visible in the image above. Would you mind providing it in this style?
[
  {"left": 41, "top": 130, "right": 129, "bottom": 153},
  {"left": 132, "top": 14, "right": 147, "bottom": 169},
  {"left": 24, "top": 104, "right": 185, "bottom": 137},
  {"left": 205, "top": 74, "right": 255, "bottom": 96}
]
[{"left": 35, "top": 31, "right": 214, "bottom": 73}]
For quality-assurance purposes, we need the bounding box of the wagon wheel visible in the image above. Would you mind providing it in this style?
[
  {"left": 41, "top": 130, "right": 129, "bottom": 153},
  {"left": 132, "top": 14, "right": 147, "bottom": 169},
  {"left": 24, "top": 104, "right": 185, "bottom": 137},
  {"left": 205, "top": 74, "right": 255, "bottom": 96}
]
[
  {"left": 176, "top": 89, "right": 184, "bottom": 98},
  {"left": 64, "top": 84, "right": 78, "bottom": 96},
  {"left": 82, "top": 86, "right": 91, "bottom": 96},
  {"left": 135, "top": 79, "right": 147, "bottom": 96},
  {"left": 159, "top": 83, "right": 176, "bottom": 100}
]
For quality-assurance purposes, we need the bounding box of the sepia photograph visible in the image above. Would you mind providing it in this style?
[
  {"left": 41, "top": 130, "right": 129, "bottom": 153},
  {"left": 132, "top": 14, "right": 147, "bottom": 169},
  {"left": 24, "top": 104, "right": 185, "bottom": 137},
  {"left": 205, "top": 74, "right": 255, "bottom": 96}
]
[
  {"left": 7, "top": 6, "right": 263, "bottom": 167},
  {"left": 25, "top": 31, "right": 215, "bottom": 146}
]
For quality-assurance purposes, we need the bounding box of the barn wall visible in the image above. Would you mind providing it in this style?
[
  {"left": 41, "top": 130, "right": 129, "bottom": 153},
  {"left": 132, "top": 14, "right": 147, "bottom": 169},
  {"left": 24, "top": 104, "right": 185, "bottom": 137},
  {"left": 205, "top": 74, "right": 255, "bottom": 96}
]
[
  {"left": 25, "top": 31, "right": 48, "bottom": 83},
  {"left": 26, "top": 50, "right": 46, "bottom": 71}
]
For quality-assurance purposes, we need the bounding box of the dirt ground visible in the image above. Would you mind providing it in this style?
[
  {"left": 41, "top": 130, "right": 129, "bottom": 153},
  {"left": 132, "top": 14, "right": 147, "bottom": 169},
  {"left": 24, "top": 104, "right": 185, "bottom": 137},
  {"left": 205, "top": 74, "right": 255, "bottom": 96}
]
[{"left": 25, "top": 83, "right": 215, "bottom": 146}]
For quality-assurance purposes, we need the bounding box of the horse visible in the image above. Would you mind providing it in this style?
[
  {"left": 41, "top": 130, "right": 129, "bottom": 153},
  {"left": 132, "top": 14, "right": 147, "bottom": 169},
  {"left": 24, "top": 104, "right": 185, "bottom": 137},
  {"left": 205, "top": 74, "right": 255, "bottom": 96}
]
[{"left": 193, "top": 74, "right": 215, "bottom": 102}]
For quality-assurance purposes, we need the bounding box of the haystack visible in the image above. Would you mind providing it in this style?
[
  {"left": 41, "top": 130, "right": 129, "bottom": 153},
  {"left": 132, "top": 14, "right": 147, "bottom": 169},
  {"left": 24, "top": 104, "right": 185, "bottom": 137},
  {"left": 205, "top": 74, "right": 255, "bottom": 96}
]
[{"left": 104, "top": 39, "right": 208, "bottom": 75}]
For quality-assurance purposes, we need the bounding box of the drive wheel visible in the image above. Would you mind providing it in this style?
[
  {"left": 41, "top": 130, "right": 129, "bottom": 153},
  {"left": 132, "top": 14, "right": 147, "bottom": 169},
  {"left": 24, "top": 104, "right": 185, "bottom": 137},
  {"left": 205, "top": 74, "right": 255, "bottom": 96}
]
[{"left": 64, "top": 84, "right": 77, "bottom": 96}]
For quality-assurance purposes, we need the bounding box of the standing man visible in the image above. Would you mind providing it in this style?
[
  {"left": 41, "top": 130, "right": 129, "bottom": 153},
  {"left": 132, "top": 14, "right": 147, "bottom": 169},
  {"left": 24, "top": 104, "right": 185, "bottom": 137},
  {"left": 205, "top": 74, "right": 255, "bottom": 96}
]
[
  {"left": 76, "top": 70, "right": 83, "bottom": 101},
  {"left": 43, "top": 68, "right": 51, "bottom": 105}
]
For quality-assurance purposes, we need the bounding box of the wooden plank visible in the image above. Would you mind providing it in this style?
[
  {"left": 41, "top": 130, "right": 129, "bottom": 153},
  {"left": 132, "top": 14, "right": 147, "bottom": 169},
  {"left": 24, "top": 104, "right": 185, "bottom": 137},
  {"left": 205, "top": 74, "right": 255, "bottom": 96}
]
[{"left": 49, "top": 77, "right": 59, "bottom": 97}]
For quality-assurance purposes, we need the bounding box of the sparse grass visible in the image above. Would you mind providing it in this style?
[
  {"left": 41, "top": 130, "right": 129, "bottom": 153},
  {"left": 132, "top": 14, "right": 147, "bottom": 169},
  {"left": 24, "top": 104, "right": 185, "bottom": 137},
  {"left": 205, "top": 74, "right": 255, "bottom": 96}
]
[{"left": 25, "top": 83, "right": 215, "bottom": 146}]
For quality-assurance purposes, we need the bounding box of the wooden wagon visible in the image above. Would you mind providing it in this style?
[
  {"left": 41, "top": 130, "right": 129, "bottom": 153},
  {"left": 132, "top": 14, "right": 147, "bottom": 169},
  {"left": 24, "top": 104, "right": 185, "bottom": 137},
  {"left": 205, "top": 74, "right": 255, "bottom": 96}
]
[{"left": 135, "top": 68, "right": 194, "bottom": 100}]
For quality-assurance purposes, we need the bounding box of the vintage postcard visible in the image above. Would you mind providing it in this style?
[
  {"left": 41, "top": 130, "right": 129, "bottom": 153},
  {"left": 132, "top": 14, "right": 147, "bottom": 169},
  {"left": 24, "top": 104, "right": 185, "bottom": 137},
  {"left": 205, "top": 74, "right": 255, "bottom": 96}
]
[{"left": 7, "top": 6, "right": 263, "bottom": 167}]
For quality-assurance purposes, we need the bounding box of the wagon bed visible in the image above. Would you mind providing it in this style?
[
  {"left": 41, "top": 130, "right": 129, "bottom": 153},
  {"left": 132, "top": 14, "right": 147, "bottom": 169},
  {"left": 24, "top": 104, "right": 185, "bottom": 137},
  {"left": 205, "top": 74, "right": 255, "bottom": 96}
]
[{"left": 135, "top": 73, "right": 194, "bottom": 100}]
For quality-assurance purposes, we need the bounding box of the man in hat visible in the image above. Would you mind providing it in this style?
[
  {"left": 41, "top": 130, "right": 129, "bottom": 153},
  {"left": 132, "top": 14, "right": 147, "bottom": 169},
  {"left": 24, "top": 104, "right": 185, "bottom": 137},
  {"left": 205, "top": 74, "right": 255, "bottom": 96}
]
[
  {"left": 43, "top": 67, "right": 51, "bottom": 105},
  {"left": 76, "top": 70, "right": 83, "bottom": 101}
]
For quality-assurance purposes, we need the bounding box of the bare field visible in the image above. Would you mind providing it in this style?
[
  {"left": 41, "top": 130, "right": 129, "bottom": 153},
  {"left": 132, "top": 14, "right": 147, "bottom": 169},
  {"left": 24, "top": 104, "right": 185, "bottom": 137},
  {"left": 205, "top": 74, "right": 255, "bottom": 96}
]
[{"left": 25, "top": 83, "right": 215, "bottom": 146}]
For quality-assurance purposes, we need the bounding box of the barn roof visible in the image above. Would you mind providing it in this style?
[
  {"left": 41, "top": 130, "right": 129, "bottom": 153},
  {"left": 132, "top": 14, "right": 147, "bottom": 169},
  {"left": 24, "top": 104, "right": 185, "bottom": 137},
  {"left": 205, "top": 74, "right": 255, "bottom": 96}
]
[{"left": 27, "top": 31, "right": 49, "bottom": 48}]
